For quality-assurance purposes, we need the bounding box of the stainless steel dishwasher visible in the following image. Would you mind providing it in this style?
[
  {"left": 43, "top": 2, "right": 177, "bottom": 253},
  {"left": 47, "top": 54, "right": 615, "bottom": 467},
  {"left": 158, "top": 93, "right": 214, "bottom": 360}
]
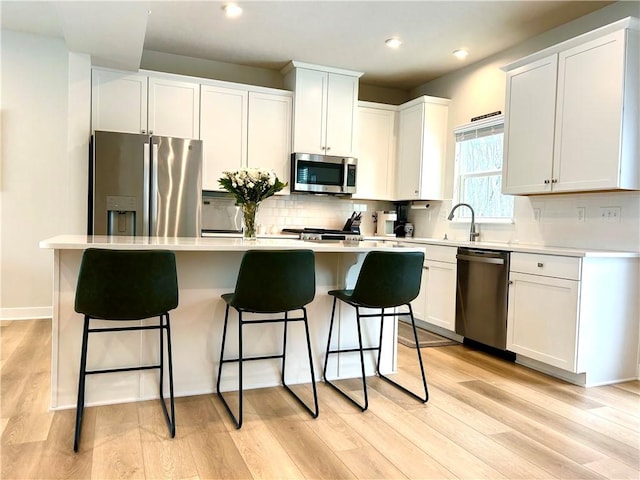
[{"left": 455, "top": 247, "right": 510, "bottom": 350}]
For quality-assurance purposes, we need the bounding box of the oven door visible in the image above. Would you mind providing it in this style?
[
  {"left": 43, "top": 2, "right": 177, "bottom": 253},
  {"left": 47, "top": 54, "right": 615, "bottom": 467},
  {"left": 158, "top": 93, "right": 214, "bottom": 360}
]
[{"left": 292, "top": 153, "right": 356, "bottom": 194}]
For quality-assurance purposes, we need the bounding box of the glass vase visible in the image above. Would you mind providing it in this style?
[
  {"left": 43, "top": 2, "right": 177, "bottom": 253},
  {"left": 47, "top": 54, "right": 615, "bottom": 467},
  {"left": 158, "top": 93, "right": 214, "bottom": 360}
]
[{"left": 242, "top": 202, "right": 258, "bottom": 240}]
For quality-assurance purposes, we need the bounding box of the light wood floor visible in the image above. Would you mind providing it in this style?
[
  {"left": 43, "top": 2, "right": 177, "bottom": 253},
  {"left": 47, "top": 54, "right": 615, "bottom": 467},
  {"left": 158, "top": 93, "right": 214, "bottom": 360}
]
[{"left": 1, "top": 318, "right": 638, "bottom": 479}]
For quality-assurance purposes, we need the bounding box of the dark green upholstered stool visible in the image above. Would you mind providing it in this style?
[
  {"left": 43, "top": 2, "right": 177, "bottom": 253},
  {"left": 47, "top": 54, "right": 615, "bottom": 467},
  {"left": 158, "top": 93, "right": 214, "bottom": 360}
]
[
  {"left": 217, "top": 249, "right": 319, "bottom": 429},
  {"left": 323, "top": 250, "right": 429, "bottom": 411},
  {"left": 73, "top": 248, "right": 178, "bottom": 452}
]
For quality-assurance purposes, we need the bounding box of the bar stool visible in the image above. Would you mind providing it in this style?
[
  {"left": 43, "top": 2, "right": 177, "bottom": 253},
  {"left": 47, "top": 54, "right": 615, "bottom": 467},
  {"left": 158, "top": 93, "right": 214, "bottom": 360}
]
[
  {"left": 217, "top": 249, "right": 319, "bottom": 429},
  {"left": 323, "top": 250, "right": 428, "bottom": 411},
  {"left": 73, "top": 248, "right": 178, "bottom": 452}
]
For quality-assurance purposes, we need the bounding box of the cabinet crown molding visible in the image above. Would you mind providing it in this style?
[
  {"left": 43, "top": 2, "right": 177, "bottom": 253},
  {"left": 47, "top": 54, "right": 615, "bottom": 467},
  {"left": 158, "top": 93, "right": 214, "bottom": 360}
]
[
  {"left": 502, "top": 16, "right": 639, "bottom": 72},
  {"left": 280, "top": 60, "right": 364, "bottom": 78}
]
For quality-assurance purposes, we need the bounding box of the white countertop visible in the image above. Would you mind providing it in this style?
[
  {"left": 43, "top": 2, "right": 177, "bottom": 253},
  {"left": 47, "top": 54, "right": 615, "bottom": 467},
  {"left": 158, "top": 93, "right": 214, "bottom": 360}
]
[
  {"left": 39, "top": 235, "right": 424, "bottom": 253},
  {"left": 39, "top": 234, "right": 638, "bottom": 258},
  {"left": 380, "top": 236, "right": 640, "bottom": 258}
]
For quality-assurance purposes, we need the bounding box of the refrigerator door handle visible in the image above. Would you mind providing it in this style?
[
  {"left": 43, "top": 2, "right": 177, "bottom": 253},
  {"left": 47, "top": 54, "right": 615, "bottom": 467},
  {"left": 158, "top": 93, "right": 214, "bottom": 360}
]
[
  {"left": 150, "top": 142, "right": 159, "bottom": 236},
  {"left": 143, "top": 142, "right": 151, "bottom": 236}
]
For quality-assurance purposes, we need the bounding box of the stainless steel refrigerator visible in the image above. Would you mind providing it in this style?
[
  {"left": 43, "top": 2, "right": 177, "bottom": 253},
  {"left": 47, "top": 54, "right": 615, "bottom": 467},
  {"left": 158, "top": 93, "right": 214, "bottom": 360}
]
[{"left": 89, "top": 130, "right": 203, "bottom": 237}]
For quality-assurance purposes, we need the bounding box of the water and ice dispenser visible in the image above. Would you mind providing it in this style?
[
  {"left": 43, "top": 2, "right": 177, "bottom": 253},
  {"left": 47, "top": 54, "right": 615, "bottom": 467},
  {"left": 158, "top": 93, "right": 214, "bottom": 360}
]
[{"left": 105, "top": 196, "right": 137, "bottom": 236}]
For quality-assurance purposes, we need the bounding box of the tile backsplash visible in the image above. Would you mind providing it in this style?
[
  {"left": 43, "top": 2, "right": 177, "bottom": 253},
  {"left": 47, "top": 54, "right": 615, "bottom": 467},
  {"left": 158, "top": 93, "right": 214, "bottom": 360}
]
[{"left": 203, "top": 192, "right": 393, "bottom": 235}]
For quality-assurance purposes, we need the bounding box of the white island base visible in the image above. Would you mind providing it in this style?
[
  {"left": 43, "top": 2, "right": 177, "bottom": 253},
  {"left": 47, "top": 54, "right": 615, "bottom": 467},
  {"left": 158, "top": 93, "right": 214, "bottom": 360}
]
[{"left": 41, "top": 235, "right": 424, "bottom": 410}]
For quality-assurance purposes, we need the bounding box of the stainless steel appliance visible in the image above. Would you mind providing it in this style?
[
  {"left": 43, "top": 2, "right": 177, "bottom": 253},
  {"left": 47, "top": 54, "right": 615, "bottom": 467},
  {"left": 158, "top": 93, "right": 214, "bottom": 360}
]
[
  {"left": 201, "top": 196, "right": 242, "bottom": 233},
  {"left": 455, "top": 247, "right": 510, "bottom": 350},
  {"left": 281, "top": 228, "right": 363, "bottom": 241},
  {"left": 376, "top": 211, "right": 397, "bottom": 236},
  {"left": 291, "top": 152, "right": 357, "bottom": 195},
  {"left": 89, "top": 130, "right": 202, "bottom": 237}
]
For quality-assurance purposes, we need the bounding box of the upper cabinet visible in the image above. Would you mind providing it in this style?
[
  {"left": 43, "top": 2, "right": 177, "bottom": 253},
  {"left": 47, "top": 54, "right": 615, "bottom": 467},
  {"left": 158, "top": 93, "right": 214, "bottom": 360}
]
[
  {"left": 92, "top": 68, "right": 148, "bottom": 134},
  {"left": 200, "top": 85, "right": 248, "bottom": 191},
  {"left": 199, "top": 83, "right": 292, "bottom": 192},
  {"left": 148, "top": 76, "right": 200, "bottom": 139},
  {"left": 282, "top": 61, "right": 363, "bottom": 157},
  {"left": 502, "top": 18, "right": 639, "bottom": 195},
  {"left": 395, "top": 96, "right": 449, "bottom": 200},
  {"left": 247, "top": 92, "right": 292, "bottom": 194},
  {"left": 354, "top": 102, "right": 397, "bottom": 201},
  {"left": 92, "top": 68, "right": 199, "bottom": 139}
]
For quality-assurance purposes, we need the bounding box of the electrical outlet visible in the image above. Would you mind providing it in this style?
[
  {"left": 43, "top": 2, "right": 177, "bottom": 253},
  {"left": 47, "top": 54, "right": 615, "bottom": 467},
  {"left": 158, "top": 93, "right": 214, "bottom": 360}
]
[
  {"left": 577, "top": 207, "right": 585, "bottom": 223},
  {"left": 600, "top": 207, "right": 621, "bottom": 223},
  {"left": 533, "top": 208, "right": 541, "bottom": 222}
]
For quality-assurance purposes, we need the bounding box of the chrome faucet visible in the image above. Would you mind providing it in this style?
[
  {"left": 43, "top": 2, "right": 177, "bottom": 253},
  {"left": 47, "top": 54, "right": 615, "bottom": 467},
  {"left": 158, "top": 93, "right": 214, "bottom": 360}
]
[{"left": 447, "top": 203, "right": 479, "bottom": 242}]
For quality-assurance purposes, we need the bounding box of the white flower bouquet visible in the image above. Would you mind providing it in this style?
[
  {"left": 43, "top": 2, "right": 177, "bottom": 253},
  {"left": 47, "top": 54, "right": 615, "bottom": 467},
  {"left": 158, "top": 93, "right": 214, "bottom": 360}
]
[
  {"left": 218, "top": 167, "right": 287, "bottom": 239},
  {"left": 218, "top": 167, "right": 287, "bottom": 205}
]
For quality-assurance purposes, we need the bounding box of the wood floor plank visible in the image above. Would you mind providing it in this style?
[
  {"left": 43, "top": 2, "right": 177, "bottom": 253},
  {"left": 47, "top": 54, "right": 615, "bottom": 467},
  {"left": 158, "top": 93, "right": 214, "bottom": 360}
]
[
  {"left": 491, "top": 430, "right": 607, "bottom": 480},
  {"left": 186, "top": 426, "right": 252, "bottom": 479},
  {"left": 584, "top": 457, "right": 640, "bottom": 480},
  {"left": 362, "top": 385, "right": 507, "bottom": 479},
  {"left": 248, "top": 387, "right": 357, "bottom": 479},
  {"left": 461, "top": 379, "right": 638, "bottom": 467}
]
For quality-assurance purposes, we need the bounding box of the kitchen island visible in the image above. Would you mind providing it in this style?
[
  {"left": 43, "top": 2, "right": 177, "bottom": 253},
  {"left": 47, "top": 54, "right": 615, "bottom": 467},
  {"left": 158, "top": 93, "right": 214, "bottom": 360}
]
[{"left": 40, "top": 235, "right": 425, "bottom": 410}]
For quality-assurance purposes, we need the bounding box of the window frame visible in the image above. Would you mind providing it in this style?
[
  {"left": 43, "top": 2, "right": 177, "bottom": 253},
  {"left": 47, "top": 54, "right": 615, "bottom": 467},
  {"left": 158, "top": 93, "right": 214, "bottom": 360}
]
[{"left": 452, "top": 114, "right": 514, "bottom": 224}]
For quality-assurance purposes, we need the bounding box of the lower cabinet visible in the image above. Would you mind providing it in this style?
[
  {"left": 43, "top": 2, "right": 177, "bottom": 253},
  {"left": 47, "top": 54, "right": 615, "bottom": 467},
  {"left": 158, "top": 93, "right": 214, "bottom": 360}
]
[
  {"left": 411, "top": 245, "right": 457, "bottom": 332},
  {"left": 507, "top": 252, "right": 639, "bottom": 386}
]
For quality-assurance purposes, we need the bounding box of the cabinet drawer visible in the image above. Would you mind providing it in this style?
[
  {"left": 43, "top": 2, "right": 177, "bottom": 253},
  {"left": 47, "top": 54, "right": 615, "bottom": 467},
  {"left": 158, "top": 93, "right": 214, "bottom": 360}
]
[
  {"left": 424, "top": 245, "right": 457, "bottom": 263},
  {"left": 510, "top": 253, "right": 581, "bottom": 280}
]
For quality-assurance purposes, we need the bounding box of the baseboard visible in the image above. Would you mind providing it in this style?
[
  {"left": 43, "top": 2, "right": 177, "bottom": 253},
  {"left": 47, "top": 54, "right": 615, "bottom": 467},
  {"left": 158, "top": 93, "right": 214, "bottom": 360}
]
[{"left": 0, "top": 306, "right": 52, "bottom": 321}]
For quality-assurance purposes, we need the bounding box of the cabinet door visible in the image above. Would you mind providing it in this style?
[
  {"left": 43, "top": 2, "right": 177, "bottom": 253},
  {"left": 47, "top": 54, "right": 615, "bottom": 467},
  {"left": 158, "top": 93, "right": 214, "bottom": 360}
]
[
  {"left": 502, "top": 55, "right": 557, "bottom": 194},
  {"left": 148, "top": 77, "right": 200, "bottom": 139},
  {"left": 396, "top": 103, "right": 423, "bottom": 200},
  {"left": 507, "top": 272, "right": 580, "bottom": 372},
  {"left": 424, "top": 260, "right": 456, "bottom": 332},
  {"left": 247, "top": 92, "right": 292, "bottom": 194},
  {"left": 325, "top": 73, "right": 358, "bottom": 157},
  {"left": 91, "top": 68, "right": 147, "bottom": 134},
  {"left": 411, "top": 265, "right": 429, "bottom": 322},
  {"left": 200, "top": 85, "right": 248, "bottom": 191},
  {"left": 553, "top": 30, "right": 626, "bottom": 192},
  {"left": 292, "top": 68, "right": 327, "bottom": 155},
  {"left": 354, "top": 106, "right": 396, "bottom": 200}
]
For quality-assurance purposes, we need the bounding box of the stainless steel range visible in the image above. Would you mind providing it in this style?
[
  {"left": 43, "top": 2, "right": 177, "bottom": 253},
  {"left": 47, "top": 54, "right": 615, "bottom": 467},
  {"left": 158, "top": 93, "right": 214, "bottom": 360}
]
[{"left": 282, "top": 228, "right": 363, "bottom": 242}]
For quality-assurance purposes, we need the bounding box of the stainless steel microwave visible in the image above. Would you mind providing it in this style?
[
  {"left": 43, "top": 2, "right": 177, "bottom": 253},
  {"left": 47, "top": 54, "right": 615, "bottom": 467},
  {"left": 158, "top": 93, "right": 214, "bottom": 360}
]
[{"left": 291, "top": 153, "right": 357, "bottom": 195}]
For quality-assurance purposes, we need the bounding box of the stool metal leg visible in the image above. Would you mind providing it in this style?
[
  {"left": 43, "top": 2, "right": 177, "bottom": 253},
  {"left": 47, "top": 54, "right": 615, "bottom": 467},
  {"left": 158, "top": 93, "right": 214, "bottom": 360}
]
[
  {"left": 377, "top": 304, "right": 429, "bottom": 403},
  {"left": 73, "top": 316, "right": 90, "bottom": 452},
  {"left": 323, "top": 298, "right": 369, "bottom": 411},
  {"left": 159, "top": 313, "right": 176, "bottom": 437},
  {"left": 281, "top": 308, "right": 319, "bottom": 418},
  {"left": 217, "top": 305, "right": 243, "bottom": 429}
]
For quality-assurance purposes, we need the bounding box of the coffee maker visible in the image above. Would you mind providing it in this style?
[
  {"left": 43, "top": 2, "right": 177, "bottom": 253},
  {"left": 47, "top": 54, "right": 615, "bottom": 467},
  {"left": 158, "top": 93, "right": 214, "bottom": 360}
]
[{"left": 394, "top": 202, "right": 410, "bottom": 237}]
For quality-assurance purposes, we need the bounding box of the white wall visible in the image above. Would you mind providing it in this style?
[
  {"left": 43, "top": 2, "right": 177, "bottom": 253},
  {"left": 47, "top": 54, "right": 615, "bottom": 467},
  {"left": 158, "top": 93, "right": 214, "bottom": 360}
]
[
  {"left": 408, "top": 1, "right": 640, "bottom": 252},
  {"left": 0, "top": 30, "right": 91, "bottom": 319}
]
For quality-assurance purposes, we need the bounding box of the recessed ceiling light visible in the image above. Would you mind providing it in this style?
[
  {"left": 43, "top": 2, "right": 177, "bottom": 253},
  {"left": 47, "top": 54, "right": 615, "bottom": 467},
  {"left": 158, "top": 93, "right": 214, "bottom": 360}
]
[
  {"left": 453, "top": 49, "right": 469, "bottom": 60},
  {"left": 385, "top": 37, "right": 402, "bottom": 49},
  {"left": 222, "top": 3, "right": 243, "bottom": 18}
]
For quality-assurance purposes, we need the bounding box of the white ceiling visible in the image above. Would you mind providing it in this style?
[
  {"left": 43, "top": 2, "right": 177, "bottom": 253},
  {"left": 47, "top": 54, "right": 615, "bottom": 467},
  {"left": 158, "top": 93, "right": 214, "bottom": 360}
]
[{"left": 1, "top": 1, "right": 613, "bottom": 89}]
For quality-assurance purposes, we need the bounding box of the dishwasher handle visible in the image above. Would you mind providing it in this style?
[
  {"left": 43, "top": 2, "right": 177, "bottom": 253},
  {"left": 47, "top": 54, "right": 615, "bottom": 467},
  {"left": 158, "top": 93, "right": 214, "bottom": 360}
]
[{"left": 456, "top": 253, "right": 505, "bottom": 265}]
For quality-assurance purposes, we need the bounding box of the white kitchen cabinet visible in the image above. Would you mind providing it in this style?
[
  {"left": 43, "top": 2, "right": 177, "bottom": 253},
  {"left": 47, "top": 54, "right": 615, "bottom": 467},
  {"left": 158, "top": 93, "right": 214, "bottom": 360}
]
[
  {"left": 200, "top": 85, "right": 248, "bottom": 191},
  {"left": 395, "top": 96, "right": 449, "bottom": 200},
  {"left": 92, "top": 68, "right": 200, "bottom": 139},
  {"left": 354, "top": 102, "right": 397, "bottom": 200},
  {"left": 247, "top": 91, "right": 293, "bottom": 193},
  {"left": 148, "top": 76, "right": 200, "bottom": 139},
  {"left": 91, "top": 68, "right": 148, "bottom": 134},
  {"left": 283, "top": 61, "right": 363, "bottom": 157},
  {"left": 502, "top": 20, "right": 639, "bottom": 194},
  {"left": 411, "top": 245, "right": 457, "bottom": 332},
  {"left": 507, "top": 252, "right": 639, "bottom": 386},
  {"left": 502, "top": 55, "right": 557, "bottom": 194}
]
